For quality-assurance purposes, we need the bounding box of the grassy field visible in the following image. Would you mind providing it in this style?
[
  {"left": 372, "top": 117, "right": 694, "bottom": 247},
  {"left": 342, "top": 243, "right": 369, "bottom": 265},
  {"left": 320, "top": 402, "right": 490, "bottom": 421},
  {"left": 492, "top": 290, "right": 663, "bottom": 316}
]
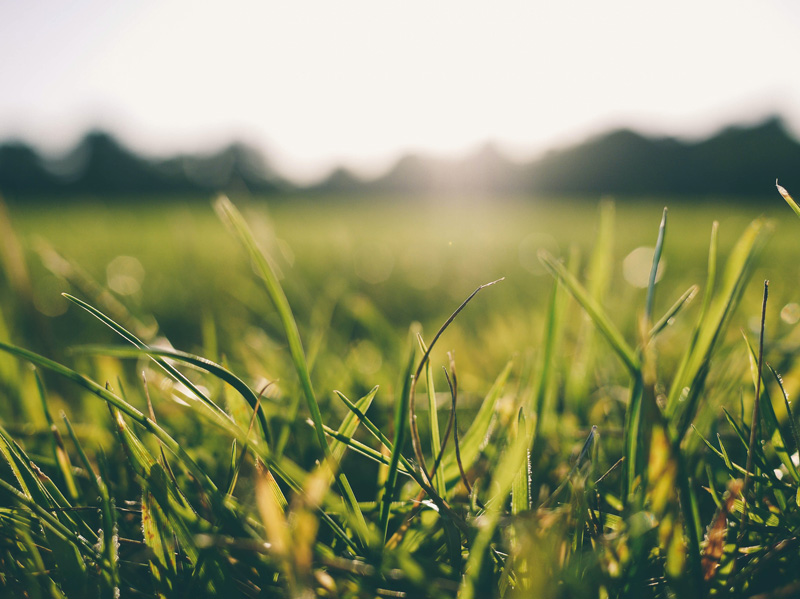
[{"left": 1, "top": 192, "right": 800, "bottom": 597}]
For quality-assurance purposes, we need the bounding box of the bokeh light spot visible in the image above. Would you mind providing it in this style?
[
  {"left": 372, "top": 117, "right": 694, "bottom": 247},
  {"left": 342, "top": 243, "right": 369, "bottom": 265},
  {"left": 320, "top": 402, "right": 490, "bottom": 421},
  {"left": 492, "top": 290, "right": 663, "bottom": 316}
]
[
  {"left": 623, "top": 246, "right": 664, "bottom": 288},
  {"left": 107, "top": 255, "right": 145, "bottom": 296},
  {"left": 781, "top": 302, "right": 800, "bottom": 325}
]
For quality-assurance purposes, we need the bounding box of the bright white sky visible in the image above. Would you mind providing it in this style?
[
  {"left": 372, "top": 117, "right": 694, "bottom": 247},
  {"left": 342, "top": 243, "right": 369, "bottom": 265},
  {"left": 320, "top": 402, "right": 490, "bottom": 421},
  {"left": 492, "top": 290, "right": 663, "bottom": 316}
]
[{"left": 2, "top": 0, "right": 799, "bottom": 182}]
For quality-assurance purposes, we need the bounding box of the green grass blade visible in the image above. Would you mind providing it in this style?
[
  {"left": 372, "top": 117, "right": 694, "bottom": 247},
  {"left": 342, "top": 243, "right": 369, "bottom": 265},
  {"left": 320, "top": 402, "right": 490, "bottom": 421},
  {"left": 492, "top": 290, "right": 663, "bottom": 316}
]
[
  {"left": 701, "top": 221, "right": 719, "bottom": 322},
  {"left": 73, "top": 344, "right": 272, "bottom": 447},
  {"left": 532, "top": 274, "right": 566, "bottom": 443},
  {"left": 109, "top": 405, "right": 158, "bottom": 478},
  {"left": 61, "top": 411, "right": 99, "bottom": 487},
  {"left": 214, "top": 196, "right": 323, "bottom": 448},
  {"left": 321, "top": 423, "right": 411, "bottom": 472},
  {"left": 4, "top": 523, "right": 66, "bottom": 599},
  {"left": 142, "top": 489, "right": 176, "bottom": 597},
  {"left": 622, "top": 374, "right": 644, "bottom": 501},
  {"left": 442, "top": 361, "right": 513, "bottom": 485},
  {"left": 777, "top": 181, "right": 800, "bottom": 218},
  {"left": 95, "top": 454, "right": 121, "bottom": 594},
  {"left": 0, "top": 339, "right": 220, "bottom": 497},
  {"left": 63, "top": 293, "right": 232, "bottom": 425},
  {"left": 418, "top": 335, "right": 447, "bottom": 498},
  {"left": 111, "top": 408, "right": 201, "bottom": 565},
  {"left": 566, "top": 200, "right": 615, "bottom": 414},
  {"left": 0, "top": 428, "right": 92, "bottom": 593},
  {"left": 664, "top": 222, "right": 717, "bottom": 427},
  {"left": 0, "top": 478, "right": 98, "bottom": 559},
  {"left": 460, "top": 414, "right": 535, "bottom": 599},
  {"left": 692, "top": 427, "right": 751, "bottom": 478},
  {"left": 539, "top": 250, "right": 639, "bottom": 375},
  {"left": 214, "top": 195, "right": 369, "bottom": 547},
  {"left": 645, "top": 207, "right": 667, "bottom": 325},
  {"left": 743, "top": 335, "right": 800, "bottom": 484},
  {"left": 334, "top": 389, "right": 412, "bottom": 471},
  {"left": 665, "top": 218, "right": 771, "bottom": 438},
  {"left": 511, "top": 410, "right": 530, "bottom": 514},
  {"left": 625, "top": 209, "right": 671, "bottom": 502},
  {"left": 380, "top": 347, "right": 415, "bottom": 542},
  {"left": 224, "top": 439, "right": 239, "bottom": 496},
  {"left": 719, "top": 410, "right": 775, "bottom": 480},
  {"left": 329, "top": 386, "right": 378, "bottom": 463},
  {"left": 33, "top": 371, "right": 79, "bottom": 501},
  {"left": 768, "top": 363, "right": 800, "bottom": 458},
  {"left": 649, "top": 285, "right": 698, "bottom": 339}
]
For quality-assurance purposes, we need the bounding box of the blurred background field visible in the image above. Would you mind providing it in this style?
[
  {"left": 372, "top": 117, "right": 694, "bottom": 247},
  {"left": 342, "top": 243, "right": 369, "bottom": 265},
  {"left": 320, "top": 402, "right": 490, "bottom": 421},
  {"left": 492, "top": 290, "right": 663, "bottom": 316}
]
[{"left": 4, "top": 192, "right": 799, "bottom": 406}]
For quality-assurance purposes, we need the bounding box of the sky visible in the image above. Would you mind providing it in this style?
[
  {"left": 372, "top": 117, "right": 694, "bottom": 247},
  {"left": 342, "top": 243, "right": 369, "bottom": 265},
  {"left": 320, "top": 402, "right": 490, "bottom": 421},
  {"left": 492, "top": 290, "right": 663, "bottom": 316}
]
[{"left": 2, "top": 0, "right": 800, "bottom": 183}]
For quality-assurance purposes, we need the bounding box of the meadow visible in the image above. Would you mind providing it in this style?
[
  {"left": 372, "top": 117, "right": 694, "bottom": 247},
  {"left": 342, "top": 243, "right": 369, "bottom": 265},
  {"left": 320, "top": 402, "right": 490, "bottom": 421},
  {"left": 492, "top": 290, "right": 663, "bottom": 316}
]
[{"left": 1, "top": 192, "right": 800, "bottom": 597}]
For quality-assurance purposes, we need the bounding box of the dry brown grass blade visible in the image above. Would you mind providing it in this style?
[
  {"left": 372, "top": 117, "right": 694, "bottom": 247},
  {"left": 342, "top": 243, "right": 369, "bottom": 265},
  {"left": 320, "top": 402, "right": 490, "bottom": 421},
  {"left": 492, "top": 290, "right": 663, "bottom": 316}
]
[
  {"left": 702, "top": 479, "right": 743, "bottom": 581},
  {"left": 448, "top": 354, "right": 474, "bottom": 498}
]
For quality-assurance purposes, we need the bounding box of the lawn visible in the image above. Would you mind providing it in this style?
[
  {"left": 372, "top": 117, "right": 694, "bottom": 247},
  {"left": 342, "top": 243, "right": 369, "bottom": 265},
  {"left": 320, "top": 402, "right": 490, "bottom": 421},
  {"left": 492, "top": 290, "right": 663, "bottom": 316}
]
[{"left": 1, "top": 192, "right": 799, "bottom": 597}]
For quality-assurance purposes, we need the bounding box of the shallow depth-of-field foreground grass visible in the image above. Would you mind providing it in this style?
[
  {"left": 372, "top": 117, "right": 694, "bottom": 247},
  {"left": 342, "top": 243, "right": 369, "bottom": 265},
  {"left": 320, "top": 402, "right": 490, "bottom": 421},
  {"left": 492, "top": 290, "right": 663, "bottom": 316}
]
[{"left": 2, "top": 192, "right": 800, "bottom": 597}]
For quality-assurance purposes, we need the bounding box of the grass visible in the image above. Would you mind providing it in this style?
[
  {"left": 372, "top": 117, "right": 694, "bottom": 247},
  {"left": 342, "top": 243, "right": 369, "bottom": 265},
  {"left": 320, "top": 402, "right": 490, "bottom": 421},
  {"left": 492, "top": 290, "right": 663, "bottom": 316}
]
[{"left": 1, "top": 191, "right": 800, "bottom": 597}]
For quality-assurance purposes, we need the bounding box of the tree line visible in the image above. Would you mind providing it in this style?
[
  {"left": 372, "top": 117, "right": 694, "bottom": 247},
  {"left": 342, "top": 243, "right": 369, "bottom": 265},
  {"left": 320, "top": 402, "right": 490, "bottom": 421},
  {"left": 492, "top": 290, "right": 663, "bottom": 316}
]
[{"left": 1, "top": 117, "right": 798, "bottom": 201}]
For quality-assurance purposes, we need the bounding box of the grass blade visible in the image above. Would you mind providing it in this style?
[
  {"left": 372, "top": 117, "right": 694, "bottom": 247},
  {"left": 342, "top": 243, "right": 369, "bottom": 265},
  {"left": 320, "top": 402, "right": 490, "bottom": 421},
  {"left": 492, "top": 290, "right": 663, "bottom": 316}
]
[
  {"left": 334, "top": 389, "right": 412, "bottom": 471},
  {"left": 63, "top": 293, "right": 232, "bottom": 428},
  {"left": 408, "top": 278, "right": 504, "bottom": 486},
  {"left": 511, "top": 410, "right": 530, "bottom": 514},
  {"left": 533, "top": 276, "right": 560, "bottom": 432},
  {"left": 740, "top": 282, "right": 769, "bottom": 546},
  {"left": 0, "top": 339, "right": 221, "bottom": 496},
  {"left": 539, "top": 250, "right": 639, "bottom": 375},
  {"left": 777, "top": 180, "right": 800, "bottom": 218},
  {"left": 743, "top": 327, "right": 800, "bottom": 484},
  {"left": 321, "top": 423, "right": 411, "bottom": 472},
  {"left": 418, "top": 335, "right": 447, "bottom": 497},
  {"left": 73, "top": 344, "right": 272, "bottom": 446},
  {"left": 768, "top": 363, "right": 800, "bottom": 458},
  {"left": 666, "top": 218, "right": 771, "bottom": 439},
  {"left": 460, "top": 415, "right": 540, "bottom": 599},
  {"left": 33, "top": 370, "right": 79, "bottom": 501},
  {"left": 214, "top": 196, "right": 322, "bottom": 448},
  {"left": 566, "top": 200, "right": 615, "bottom": 415},
  {"left": 649, "top": 285, "right": 698, "bottom": 339},
  {"left": 442, "top": 361, "right": 513, "bottom": 485},
  {"left": 380, "top": 347, "right": 415, "bottom": 542},
  {"left": 645, "top": 207, "right": 667, "bottom": 325},
  {"left": 214, "top": 195, "right": 368, "bottom": 548},
  {"left": 329, "top": 386, "right": 378, "bottom": 463},
  {"left": 0, "top": 428, "right": 91, "bottom": 594},
  {"left": 624, "top": 209, "right": 668, "bottom": 501}
]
